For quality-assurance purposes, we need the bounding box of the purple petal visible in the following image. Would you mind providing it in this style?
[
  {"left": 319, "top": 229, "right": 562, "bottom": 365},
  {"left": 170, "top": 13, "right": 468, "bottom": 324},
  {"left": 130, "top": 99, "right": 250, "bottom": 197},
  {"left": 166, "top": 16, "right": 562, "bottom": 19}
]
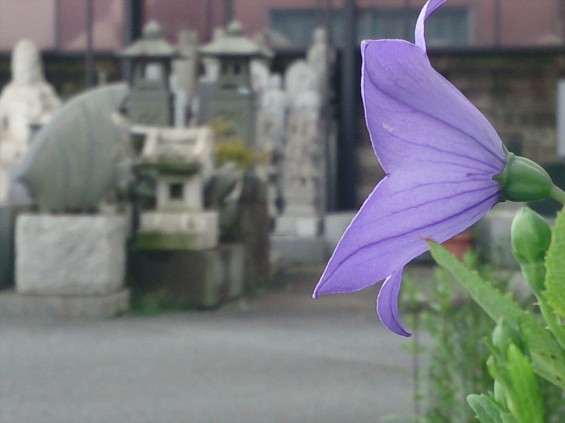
[
  {"left": 313, "top": 169, "right": 499, "bottom": 296},
  {"left": 360, "top": 40, "right": 506, "bottom": 175},
  {"left": 377, "top": 270, "right": 411, "bottom": 337},
  {"left": 415, "top": 0, "right": 447, "bottom": 51}
]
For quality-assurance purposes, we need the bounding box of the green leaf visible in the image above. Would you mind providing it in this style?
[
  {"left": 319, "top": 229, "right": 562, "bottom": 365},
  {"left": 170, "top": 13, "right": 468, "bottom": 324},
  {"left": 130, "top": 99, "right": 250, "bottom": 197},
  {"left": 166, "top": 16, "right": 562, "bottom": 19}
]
[
  {"left": 467, "top": 394, "right": 506, "bottom": 423},
  {"left": 504, "top": 344, "right": 544, "bottom": 423},
  {"left": 428, "top": 241, "right": 523, "bottom": 322},
  {"left": 428, "top": 241, "right": 565, "bottom": 390},
  {"left": 545, "top": 208, "right": 565, "bottom": 317}
]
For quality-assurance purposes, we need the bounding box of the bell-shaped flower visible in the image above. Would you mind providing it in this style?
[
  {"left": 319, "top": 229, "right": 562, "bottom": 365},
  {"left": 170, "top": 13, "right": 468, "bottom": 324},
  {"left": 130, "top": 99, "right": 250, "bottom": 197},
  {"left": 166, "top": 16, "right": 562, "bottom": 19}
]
[{"left": 313, "top": 0, "right": 508, "bottom": 336}]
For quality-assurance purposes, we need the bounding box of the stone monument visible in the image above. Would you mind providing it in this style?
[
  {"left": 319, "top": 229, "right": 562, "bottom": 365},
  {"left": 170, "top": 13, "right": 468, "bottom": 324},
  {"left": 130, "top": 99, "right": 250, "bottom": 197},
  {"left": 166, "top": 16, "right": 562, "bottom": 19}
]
[
  {"left": 306, "top": 28, "right": 335, "bottom": 100},
  {"left": 199, "top": 21, "right": 271, "bottom": 146},
  {"left": 270, "top": 42, "right": 335, "bottom": 263},
  {"left": 0, "top": 84, "right": 130, "bottom": 317},
  {"left": 134, "top": 126, "right": 219, "bottom": 250},
  {"left": 172, "top": 30, "right": 200, "bottom": 127},
  {"left": 0, "top": 39, "right": 61, "bottom": 202},
  {"left": 117, "top": 21, "right": 178, "bottom": 127},
  {"left": 277, "top": 82, "right": 323, "bottom": 237}
]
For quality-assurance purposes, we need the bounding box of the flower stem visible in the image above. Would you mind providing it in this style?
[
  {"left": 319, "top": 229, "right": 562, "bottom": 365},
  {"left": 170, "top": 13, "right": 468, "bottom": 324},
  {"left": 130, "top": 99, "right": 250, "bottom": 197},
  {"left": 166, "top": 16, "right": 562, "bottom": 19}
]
[{"left": 550, "top": 185, "right": 565, "bottom": 204}]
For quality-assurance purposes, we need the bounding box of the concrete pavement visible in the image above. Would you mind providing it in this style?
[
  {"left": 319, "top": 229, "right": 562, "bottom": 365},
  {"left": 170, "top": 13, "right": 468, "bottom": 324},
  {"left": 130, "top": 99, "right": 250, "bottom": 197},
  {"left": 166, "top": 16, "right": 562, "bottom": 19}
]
[{"left": 0, "top": 264, "right": 427, "bottom": 423}]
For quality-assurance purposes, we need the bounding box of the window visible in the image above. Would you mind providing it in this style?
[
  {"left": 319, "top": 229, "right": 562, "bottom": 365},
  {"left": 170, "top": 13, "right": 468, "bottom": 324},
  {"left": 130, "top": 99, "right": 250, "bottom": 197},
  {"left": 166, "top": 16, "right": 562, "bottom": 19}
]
[
  {"left": 269, "top": 6, "right": 470, "bottom": 49},
  {"left": 169, "top": 182, "right": 184, "bottom": 200}
]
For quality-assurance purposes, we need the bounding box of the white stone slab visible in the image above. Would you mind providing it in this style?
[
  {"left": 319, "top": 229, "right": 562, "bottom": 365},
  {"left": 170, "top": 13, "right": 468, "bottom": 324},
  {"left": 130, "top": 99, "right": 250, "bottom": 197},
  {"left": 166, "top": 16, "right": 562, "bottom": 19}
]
[
  {"left": 16, "top": 214, "right": 127, "bottom": 295},
  {"left": 138, "top": 210, "right": 219, "bottom": 249},
  {"left": 276, "top": 215, "right": 321, "bottom": 237}
]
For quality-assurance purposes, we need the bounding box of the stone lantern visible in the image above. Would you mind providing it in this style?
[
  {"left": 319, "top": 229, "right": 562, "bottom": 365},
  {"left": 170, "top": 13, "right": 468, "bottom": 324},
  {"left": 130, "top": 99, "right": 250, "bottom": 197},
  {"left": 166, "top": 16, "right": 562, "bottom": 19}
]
[
  {"left": 117, "top": 21, "right": 178, "bottom": 126},
  {"left": 199, "top": 21, "right": 271, "bottom": 145}
]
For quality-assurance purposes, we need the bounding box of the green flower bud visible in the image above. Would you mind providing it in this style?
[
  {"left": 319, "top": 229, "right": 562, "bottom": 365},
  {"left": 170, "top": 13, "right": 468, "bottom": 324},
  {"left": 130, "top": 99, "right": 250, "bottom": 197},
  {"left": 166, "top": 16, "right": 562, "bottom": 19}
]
[
  {"left": 491, "top": 318, "right": 521, "bottom": 354},
  {"left": 511, "top": 207, "right": 551, "bottom": 265},
  {"left": 495, "top": 153, "right": 554, "bottom": 202}
]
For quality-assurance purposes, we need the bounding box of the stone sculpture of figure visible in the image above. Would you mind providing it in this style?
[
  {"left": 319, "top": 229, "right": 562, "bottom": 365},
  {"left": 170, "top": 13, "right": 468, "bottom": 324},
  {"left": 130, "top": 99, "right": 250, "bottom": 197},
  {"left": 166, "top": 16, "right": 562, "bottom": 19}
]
[
  {"left": 257, "top": 74, "right": 286, "bottom": 151},
  {"left": 306, "top": 28, "right": 335, "bottom": 94},
  {"left": 284, "top": 60, "right": 318, "bottom": 108},
  {"left": 251, "top": 59, "right": 270, "bottom": 97},
  {"left": 281, "top": 79, "right": 323, "bottom": 217},
  {"left": 200, "top": 28, "right": 225, "bottom": 83},
  {"left": 0, "top": 39, "right": 61, "bottom": 202}
]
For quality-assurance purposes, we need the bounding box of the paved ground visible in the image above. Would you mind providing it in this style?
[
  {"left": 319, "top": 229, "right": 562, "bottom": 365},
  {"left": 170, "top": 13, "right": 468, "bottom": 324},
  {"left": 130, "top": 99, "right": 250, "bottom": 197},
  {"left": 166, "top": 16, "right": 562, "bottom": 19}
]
[{"left": 0, "top": 264, "right": 430, "bottom": 423}]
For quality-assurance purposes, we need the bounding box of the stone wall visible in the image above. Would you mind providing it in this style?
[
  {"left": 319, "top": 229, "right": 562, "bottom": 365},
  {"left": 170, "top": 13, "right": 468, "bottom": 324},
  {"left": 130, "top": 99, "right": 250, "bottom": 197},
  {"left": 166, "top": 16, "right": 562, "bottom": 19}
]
[{"left": 355, "top": 48, "right": 565, "bottom": 206}]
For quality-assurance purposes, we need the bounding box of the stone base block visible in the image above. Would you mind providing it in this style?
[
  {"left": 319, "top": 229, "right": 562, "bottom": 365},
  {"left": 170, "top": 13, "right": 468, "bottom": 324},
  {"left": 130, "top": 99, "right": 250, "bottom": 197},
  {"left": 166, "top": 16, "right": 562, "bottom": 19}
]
[
  {"left": 275, "top": 215, "right": 321, "bottom": 237},
  {"left": 270, "top": 235, "right": 327, "bottom": 264},
  {"left": 129, "top": 244, "right": 245, "bottom": 308},
  {"left": 138, "top": 211, "right": 218, "bottom": 250},
  {"left": 0, "top": 289, "right": 129, "bottom": 318},
  {"left": 16, "top": 214, "right": 127, "bottom": 295}
]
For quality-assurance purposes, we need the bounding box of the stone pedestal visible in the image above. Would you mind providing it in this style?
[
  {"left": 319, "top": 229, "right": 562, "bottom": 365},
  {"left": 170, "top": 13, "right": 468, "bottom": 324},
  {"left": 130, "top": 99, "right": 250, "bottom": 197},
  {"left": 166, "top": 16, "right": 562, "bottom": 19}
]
[
  {"left": 9, "top": 213, "right": 129, "bottom": 317},
  {"left": 137, "top": 210, "right": 219, "bottom": 250},
  {"left": 129, "top": 243, "right": 245, "bottom": 308},
  {"left": 275, "top": 215, "right": 321, "bottom": 238}
]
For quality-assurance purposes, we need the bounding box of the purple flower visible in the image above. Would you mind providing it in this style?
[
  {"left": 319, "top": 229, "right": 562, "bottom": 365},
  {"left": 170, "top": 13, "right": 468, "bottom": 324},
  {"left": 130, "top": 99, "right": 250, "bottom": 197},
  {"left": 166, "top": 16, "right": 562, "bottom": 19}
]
[{"left": 313, "top": 0, "right": 507, "bottom": 337}]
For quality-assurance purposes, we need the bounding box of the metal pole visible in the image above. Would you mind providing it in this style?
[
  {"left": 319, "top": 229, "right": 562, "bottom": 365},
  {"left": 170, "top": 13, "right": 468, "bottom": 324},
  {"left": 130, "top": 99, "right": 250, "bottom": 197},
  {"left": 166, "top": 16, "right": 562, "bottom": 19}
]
[
  {"left": 206, "top": 0, "right": 214, "bottom": 41},
  {"left": 85, "top": 0, "right": 94, "bottom": 88},
  {"left": 223, "top": 0, "right": 233, "bottom": 25},
  {"left": 338, "top": 0, "right": 358, "bottom": 209},
  {"left": 123, "top": 0, "right": 143, "bottom": 45},
  {"left": 54, "top": 0, "right": 61, "bottom": 50}
]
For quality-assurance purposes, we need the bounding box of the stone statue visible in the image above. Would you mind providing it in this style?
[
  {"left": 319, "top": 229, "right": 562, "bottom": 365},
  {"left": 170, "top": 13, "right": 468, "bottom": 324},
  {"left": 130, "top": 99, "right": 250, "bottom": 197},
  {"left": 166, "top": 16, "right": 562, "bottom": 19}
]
[
  {"left": 257, "top": 74, "right": 286, "bottom": 152},
  {"left": 284, "top": 60, "right": 318, "bottom": 108},
  {"left": 281, "top": 81, "right": 322, "bottom": 218},
  {"left": 251, "top": 60, "right": 270, "bottom": 97},
  {"left": 0, "top": 39, "right": 61, "bottom": 201},
  {"left": 306, "top": 28, "right": 335, "bottom": 96},
  {"left": 200, "top": 28, "right": 225, "bottom": 83},
  {"left": 255, "top": 74, "right": 287, "bottom": 216}
]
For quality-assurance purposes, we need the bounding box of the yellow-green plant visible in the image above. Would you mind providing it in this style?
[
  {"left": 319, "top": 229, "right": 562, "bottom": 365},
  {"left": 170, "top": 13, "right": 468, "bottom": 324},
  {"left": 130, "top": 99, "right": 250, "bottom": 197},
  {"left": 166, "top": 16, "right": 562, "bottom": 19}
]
[{"left": 210, "top": 118, "right": 268, "bottom": 170}]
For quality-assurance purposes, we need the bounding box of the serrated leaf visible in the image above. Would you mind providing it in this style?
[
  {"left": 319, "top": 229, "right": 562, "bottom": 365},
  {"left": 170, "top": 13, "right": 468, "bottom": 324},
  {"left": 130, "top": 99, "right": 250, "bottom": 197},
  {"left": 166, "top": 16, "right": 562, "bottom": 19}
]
[
  {"left": 429, "top": 241, "right": 565, "bottom": 390},
  {"left": 545, "top": 209, "right": 565, "bottom": 317},
  {"left": 428, "top": 241, "right": 523, "bottom": 322}
]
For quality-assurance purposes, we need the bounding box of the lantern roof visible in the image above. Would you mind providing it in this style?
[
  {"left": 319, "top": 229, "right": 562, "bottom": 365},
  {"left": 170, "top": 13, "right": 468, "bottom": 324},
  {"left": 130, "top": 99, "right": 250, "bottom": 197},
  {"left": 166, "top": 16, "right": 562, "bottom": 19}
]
[
  {"left": 200, "top": 21, "right": 272, "bottom": 58},
  {"left": 118, "top": 21, "right": 179, "bottom": 59}
]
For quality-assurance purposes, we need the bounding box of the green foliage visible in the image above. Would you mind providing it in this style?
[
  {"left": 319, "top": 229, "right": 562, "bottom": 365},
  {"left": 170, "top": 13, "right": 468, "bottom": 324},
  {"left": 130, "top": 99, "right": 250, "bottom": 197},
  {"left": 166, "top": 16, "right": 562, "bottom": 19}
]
[
  {"left": 428, "top": 241, "right": 565, "bottom": 391},
  {"left": 428, "top": 231, "right": 565, "bottom": 423},
  {"left": 545, "top": 209, "right": 565, "bottom": 318},
  {"left": 413, "top": 263, "right": 499, "bottom": 423},
  {"left": 467, "top": 394, "right": 513, "bottom": 423}
]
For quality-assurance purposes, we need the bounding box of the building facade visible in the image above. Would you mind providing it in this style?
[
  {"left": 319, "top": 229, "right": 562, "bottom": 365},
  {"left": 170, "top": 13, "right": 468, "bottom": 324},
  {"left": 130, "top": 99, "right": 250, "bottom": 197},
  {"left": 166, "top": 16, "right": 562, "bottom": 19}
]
[{"left": 0, "top": 0, "right": 564, "bottom": 53}]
